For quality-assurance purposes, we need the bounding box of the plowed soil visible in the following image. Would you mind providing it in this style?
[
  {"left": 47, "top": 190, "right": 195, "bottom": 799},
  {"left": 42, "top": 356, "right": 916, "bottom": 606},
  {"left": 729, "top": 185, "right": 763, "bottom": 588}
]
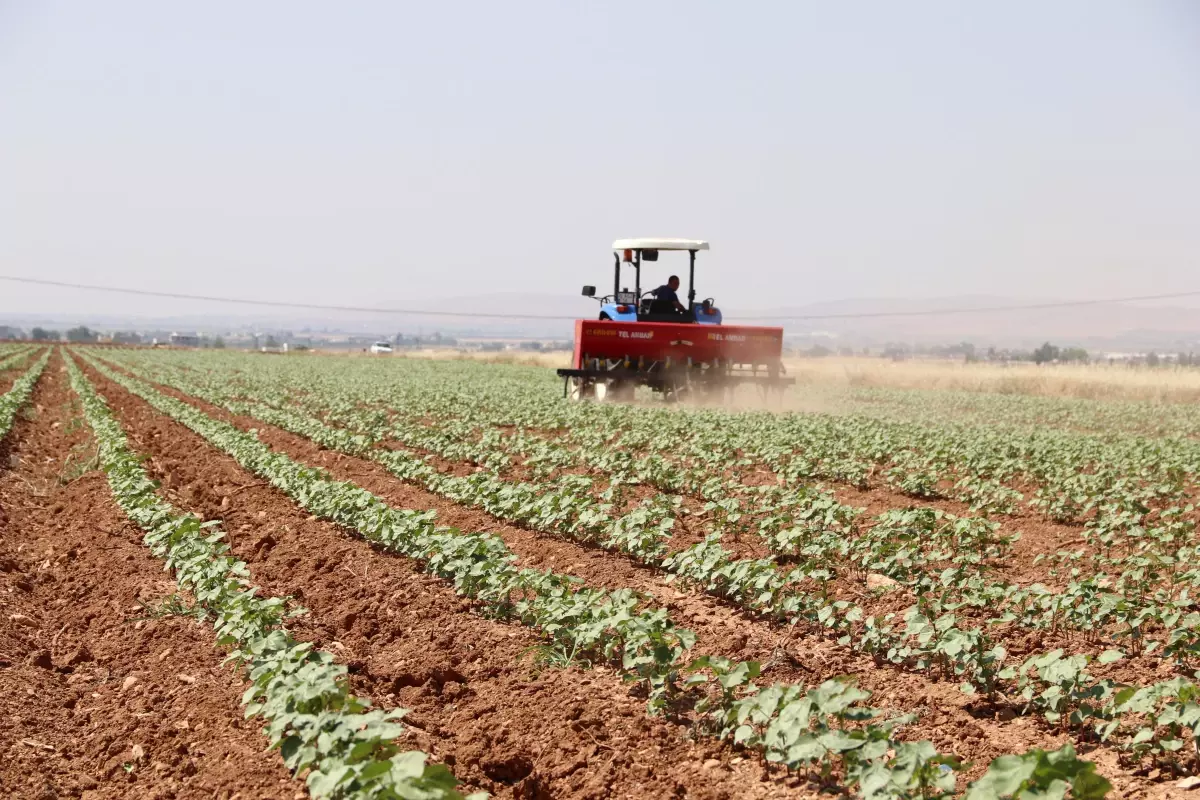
[
  {"left": 81, "top": 358, "right": 1176, "bottom": 798},
  {"left": 0, "top": 354, "right": 303, "bottom": 799}
]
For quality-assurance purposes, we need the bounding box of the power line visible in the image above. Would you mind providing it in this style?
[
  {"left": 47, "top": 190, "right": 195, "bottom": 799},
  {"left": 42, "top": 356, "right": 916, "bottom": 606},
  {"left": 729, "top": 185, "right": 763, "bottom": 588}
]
[
  {"left": 0, "top": 275, "right": 578, "bottom": 320},
  {"left": 2, "top": 273, "right": 1198, "bottom": 322}
]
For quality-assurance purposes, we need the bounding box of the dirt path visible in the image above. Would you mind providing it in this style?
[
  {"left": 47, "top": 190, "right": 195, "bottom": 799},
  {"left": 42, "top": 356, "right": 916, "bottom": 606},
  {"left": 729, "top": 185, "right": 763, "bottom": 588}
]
[
  {"left": 79, "top": 357, "right": 1182, "bottom": 798},
  {"left": 78, "top": 360, "right": 816, "bottom": 799},
  {"left": 0, "top": 353, "right": 303, "bottom": 799}
]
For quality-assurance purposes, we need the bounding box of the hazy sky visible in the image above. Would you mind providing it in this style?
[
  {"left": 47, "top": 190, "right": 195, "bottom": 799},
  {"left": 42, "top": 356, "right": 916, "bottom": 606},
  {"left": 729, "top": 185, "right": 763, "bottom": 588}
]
[{"left": 1, "top": 1, "right": 1198, "bottom": 320}]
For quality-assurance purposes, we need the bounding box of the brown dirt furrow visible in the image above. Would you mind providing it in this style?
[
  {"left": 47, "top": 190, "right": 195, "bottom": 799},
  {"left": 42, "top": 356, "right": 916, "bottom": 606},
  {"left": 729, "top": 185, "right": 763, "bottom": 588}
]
[
  {"left": 80, "top": 360, "right": 815, "bottom": 798},
  {"left": 83, "top": 360, "right": 1179, "bottom": 797},
  {"left": 0, "top": 353, "right": 302, "bottom": 799},
  {"left": 830, "top": 483, "right": 1091, "bottom": 583}
]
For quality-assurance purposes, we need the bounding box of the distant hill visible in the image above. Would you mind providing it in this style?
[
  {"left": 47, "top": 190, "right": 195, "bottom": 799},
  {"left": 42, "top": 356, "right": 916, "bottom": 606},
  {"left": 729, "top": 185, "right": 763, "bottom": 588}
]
[
  {"left": 5, "top": 292, "right": 1198, "bottom": 351},
  {"left": 721, "top": 295, "right": 1200, "bottom": 350},
  {"left": 424, "top": 292, "right": 1200, "bottom": 350}
]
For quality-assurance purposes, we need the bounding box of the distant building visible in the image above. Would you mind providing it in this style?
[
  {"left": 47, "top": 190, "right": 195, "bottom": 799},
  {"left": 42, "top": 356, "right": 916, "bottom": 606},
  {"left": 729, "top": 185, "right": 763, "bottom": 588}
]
[{"left": 169, "top": 332, "right": 200, "bottom": 347}]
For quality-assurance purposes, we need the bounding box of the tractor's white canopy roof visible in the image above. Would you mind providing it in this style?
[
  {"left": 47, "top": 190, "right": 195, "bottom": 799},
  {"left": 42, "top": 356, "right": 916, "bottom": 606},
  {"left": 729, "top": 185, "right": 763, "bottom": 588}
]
[{"left": 612, "top": 238, "right": 709, "bottom": 251}]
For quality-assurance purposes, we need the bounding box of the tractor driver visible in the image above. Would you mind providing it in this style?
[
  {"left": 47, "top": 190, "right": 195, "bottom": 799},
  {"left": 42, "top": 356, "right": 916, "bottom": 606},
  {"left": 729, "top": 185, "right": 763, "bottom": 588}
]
[{"left": 652, "top": 275, "right": 687, "bottom": 314}]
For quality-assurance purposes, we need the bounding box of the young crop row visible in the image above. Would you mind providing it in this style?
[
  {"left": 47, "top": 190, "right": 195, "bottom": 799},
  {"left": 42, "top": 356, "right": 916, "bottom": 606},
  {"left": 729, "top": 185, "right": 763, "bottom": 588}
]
[
  {"left": 413, "top": 421, "right": 1200, "bottom": 666},
  {"left": 88, "top": 343, "right": 1200, "bottom": 440},
  {"left": 314, "top": 403, "right": 1200, "bottom": 671},
  {"left": 337, "top": 355, "right": 1194, "bottom": 507},
  {"left": 64, "top": 352, "right": 474, "bottom": 799},
  {"left": 90, "top": 351, "right": 1200, "bottom": 778},
  {"left": 185, "top": 384, "right": 1200, "bottom": 770},
  {"left": 477, "top": 397, "right": 1189, "bottom": 532},
  {"left": 826, "top": 381, "right": 1200, "bottom": 440},
  {"left": 118, "top": 349, "right": 1199, "bottom": 544},
  {"left": 0, "top": 350, "right": 49, "bottom": 441},
  {"left": 191, "top": 355, "right": 1200, "bottom": 653},
  {"left": 348, "top": 401, "right": 1200, "bottom": 660},
  {"left": 109, "top": 352, "right": 1200, "bottom": 673},
  {"left": 75, "top": 349, "right": 1122, "bottom": 798},
  {"left": 74, "top": 360, "right": 1037, "bottom": 585},
  {"left": 0, "top": 345, "right": 38, "bottom": 374}
]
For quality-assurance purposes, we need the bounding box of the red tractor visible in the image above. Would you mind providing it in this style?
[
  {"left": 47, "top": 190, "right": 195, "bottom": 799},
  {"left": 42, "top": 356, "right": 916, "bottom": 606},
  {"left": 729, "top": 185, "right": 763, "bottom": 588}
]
[{"left": 558, "top": 238, "right": 794, "bottom": 401}]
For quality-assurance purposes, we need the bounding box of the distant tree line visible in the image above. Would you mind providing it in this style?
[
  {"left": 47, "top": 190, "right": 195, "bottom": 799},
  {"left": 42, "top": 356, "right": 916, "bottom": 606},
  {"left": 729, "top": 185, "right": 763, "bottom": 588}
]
[
  {"left": 1031, "top": 342, "right": 1089, "bottom": 365},
  {"left": 30, "top": 326, "right": 99, "bottom": 342},
  {"left": 872, "top": 340, "right": 1200, "bottom": 367},
  {"left": 875, "top": 341, "right": 1093, "bottom": 364},
  {"left": 1139, "top": 351, "right": 1199, "bottom": 367}
]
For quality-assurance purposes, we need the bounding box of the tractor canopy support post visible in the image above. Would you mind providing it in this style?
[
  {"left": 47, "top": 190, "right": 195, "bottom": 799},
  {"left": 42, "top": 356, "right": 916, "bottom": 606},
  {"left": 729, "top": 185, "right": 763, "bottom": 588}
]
[
  {"left": 688, "top": 250, "right": 697, "bottom": 310},
  {"left": 613, "top": 252, "right": 621, "bottom": 299},
  {"left": 635, "top": 250, "right": 642, "bottom": 299}
]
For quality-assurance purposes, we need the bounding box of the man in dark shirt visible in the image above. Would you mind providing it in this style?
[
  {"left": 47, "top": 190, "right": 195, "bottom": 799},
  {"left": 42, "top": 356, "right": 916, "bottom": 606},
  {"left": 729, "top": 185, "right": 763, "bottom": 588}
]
[{"left": 652, "top": 275, "right": 686, "bottom": 313}]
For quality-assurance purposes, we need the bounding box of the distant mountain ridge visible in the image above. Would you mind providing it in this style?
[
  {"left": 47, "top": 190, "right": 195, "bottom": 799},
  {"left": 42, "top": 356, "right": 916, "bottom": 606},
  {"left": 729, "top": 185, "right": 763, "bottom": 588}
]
[
  {"left": 722, "top": 295, "right": 1200, "bottom": 349},
  {"left": 430, "top": 292, "right": 1200, "bottom": 349}
]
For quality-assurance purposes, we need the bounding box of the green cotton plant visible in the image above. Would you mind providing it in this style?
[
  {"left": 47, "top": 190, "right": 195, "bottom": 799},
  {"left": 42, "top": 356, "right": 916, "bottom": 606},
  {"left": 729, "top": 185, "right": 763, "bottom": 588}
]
[
  {"left": 962, "top": 744, "right": 1112, "bottom": 800},
  {"left": 901, "top": 611, "right": 1006, "bottom": 696},
  {"left": 855, "top": 741, "right": 960, "bottom": 800},
  {"left": 239, "top": 634, "right": 460, "bottom": 799},
  {"left": 662, "top": 534, "right": 798, "bottom": 615},
  {"left": 687, "top": 660, "right": 963, "bottom": 798},
  {"left": 1161, "top": 612, "right": 1200, "bottom": 665},
  {"left": 64, "top": 353, "right": 474, "bottom": 800},
  {"left": 885, "top": 462, "right": 943, "bottom": 500},
  {"left": 999, "top": 649, "right": 1122, "bottom": 728},
  {"left": 953, "top": 475, "right": 1024, "bottom": 516},
  {"left": 757, "top": 488, "right": 861, "bottom": 556},
  {"left": 1105, "top": 677, "right": 1200, "bottom": 766},
  {"left": 702, "top": 495, "right": 744, "bottom": 534},
  {"left": 602, "top": 498, "right": 674, "bottom": 561}
]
